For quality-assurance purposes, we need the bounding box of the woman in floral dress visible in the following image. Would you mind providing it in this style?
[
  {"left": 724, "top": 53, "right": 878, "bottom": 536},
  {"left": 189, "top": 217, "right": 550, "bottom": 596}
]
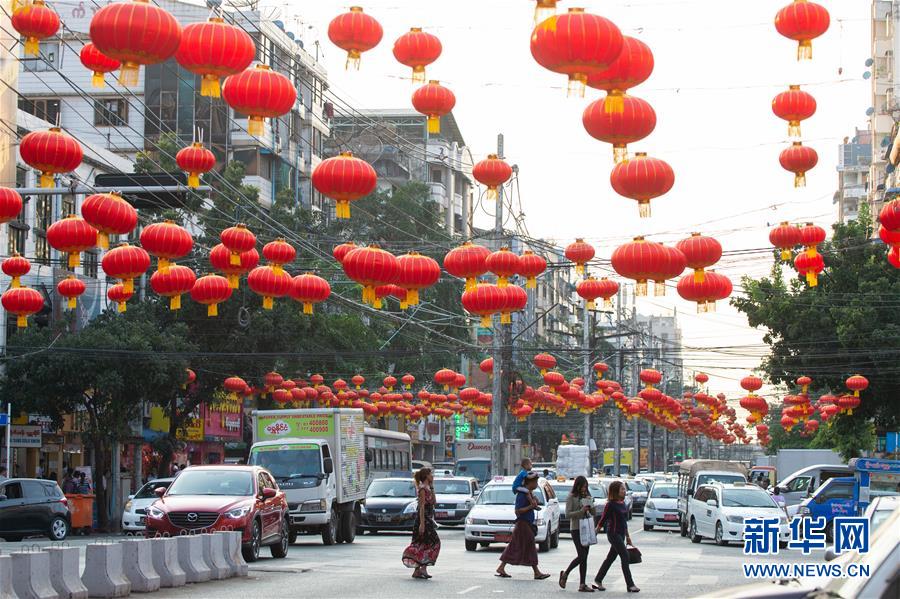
[{"left": 402, "top": 468, "right": 441, "bottom": 579}]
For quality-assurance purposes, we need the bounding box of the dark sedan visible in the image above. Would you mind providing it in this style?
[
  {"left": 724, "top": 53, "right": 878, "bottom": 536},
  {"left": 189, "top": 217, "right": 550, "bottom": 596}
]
[
  {"left": 549, "top": 480, "right": 608, "bottom": 533},
  {"left": 358, "top": 478, "right": 418, "bottom": 533},
  {"left": 626, "top": 480, "right": 649, "bottom": 513},
  {"left": 0, "top": 478, "right": 70, "bottom": 541}
]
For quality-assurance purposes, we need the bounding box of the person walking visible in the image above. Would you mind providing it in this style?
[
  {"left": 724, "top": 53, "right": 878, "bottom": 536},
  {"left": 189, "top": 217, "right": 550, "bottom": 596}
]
[
  {"left": 402, "top": 468, "right": 441, "bottom": 579},
  {"left": 593, "top": 480, "right": 639, "bottom": 593},
  {"left": 496, "top": 472, "right": 551, "bottom": 580},
  {"left": 560, "top": 476, "right": 596, "bottom": 592}
]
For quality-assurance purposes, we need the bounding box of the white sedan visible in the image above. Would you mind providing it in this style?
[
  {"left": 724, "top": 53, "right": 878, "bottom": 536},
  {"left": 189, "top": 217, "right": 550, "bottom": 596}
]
[
  {"left": 643, "top": 481, "right": 680, "bottom": 531},
  {"left": 464, "top": 476, "right": 560, "bottom": 553},
  {"left": 121, "top": 478, "right": 173, "bottom": 532}
]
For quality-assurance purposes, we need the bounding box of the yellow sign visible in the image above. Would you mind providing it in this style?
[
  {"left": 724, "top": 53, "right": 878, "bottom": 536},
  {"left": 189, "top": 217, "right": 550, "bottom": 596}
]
[{"left": 149, "top": 407, "right": 204, "bottom": 441}]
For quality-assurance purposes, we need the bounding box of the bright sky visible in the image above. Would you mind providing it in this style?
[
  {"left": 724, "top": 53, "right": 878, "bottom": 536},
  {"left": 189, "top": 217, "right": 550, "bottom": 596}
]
[{"left": 272, "top": 0, "right": 871, "bottom": 410}]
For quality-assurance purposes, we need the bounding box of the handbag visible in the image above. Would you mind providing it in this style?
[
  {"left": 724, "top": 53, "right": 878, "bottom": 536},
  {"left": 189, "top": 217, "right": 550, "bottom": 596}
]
[
  {"left": 627, "top": 545, "right": 642, "bottom": 564},
  {"left": 578, "top": 517, "right": 597, "bottom": 546}
]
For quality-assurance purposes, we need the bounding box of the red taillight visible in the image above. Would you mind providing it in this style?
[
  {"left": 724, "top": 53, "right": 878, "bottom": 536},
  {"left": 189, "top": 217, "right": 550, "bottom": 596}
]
[{"left": 59, "top": 497, "right": 68, "bottom": 506}]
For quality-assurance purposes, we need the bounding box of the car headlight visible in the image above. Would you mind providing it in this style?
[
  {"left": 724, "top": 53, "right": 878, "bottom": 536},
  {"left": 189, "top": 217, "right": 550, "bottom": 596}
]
[
  {"left": 225, "top": 506, "right": 252, "bottom": 519},
  {"left": 300, "top": 499, "right": 327, "bottom": 512},
  {"left": 360, "top": 504, "right": 367, "bottom": 514},
  {"left": 466, "top": 517, "right": 487, "bottom": 525},
  {"left": 798, "top": 506, "right": 810, "bottom": 516},
  {"left": 534, "top": 518, "right": 545, "bottom": 526},
  {"left": 146, "top": 506, "right": 165, "bottom": 519},
  {"left": 645, "top": 501, "right": 656, "bottom": 511},
  {"left": 402, "top": 502, "right": 418, "bottom": 514},
  {"left": 124, "top": 500, "right": 133, "bottom": 513},
  {"left": 726, "top": 515, "right": 744, "bottom": 524},
  {"left": 463, "top": 499, "right": 474, "bottom": 508}
]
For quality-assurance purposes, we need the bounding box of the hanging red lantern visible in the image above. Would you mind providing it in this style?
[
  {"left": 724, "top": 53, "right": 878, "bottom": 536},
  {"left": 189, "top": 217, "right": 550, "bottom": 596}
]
[
  {"left": 102, "top": 243, "right": 150, "bottom": 294},
  {"left": 530, "top": 7, "right": 624, "bottom": 97},
  {"left": 150, "top": 264, "right": 196, "bottom": 311},
  {"left": 57, "top": 275, "right": 86, "bottom": 310},
  {"left": 594, "top": 362, "right": 609, "bottom": 379},
  {"left": 80, "top": 42, "right": 121, "bottom": 88},
  {"left": 46, "top": 215, "right": 97, "bottom": 269},
  {"left": 485, "top": 247, "right": 520, "bottom": 288},
  {"left": 262, "top": 238, "right": 296, "bottom": 275},
  {"left": 565, "top": 239, "right": 595, "bottom": 276},
  {"left": 880, "top": 225, "right": 900, "bottom": 249},
  {"left": 472, "top": 154, "right": 512, "bottom": 200},
  {"left": 480, "top": 358, "right": 494, "bottom": 375},
  {"left": 769, "top": 221, "right": 801, "bottom": 262},
  {"left": 89, "top": 0, "right": 182, "bottom": 86},
  {"left": 328, "top": 6, "right": 383, "bottom": 69},
  {"left": 210, "top": 244, "right": 258, "bottom": 289},
  {"left": 140, "top": 220, "right": 193, "bottom": 274},
  {"left": 676, "top": 271, "right": 732, "bottom": 313},
  {"left": 19, "top": 128, "right": 83, "bottom": 188},
  {"left": 779, "top": 142, "right": 817, "bottom": 187},
  {"left": 2, "top": 286, "right": 43, "bottom": 327},
  {"left": 576, "top": 276, "right": 607, "bottom": 310},
  {"left": 80, "top": 192, "right": 137, "bottom": 249},
  {"left": 889, "top": 247, "right": 900, "bottom": 269},
  {"left": 586, "top": 36, "right": 654, "bottom": 113},
  {"left": 0, "top": 187, "right": 23, "bottom": 223},
  {"left": 351, "top": 375, "right": 365, "bottom": 390},
  {"left": 373, "top": 284, "right": 405, "bottom": 309},
  {"left": 175, "top": 17, "right": 255, "bottom": 98},
  {"left": 396, "top": 251, "right": 440, "bottom": 307},
  {"left": 434, "top": 368, "right": 456, "bottom": 391},
  {"left": 845, "top": 375, "right": 868, "bottom": 398},
  {"left": 695, "top": 373, "right": 709, "bottom": 385},
  {"left": 836, "top": 394, "right": 860, "bottom": 415},
  {"left": 461, "top": 282, "right": 505, "bottom": 328},
  {"left": 794, "top": 252, "right": 824, "bottom": 287},
  {"left": 675, "top": 233, "right": 722, "bottom": 283},
  {"left": 879, "top": 199, "right": 900, "bottom": 231},
  {"left": 411, "top": 80, "right": 456, "bottom": 134},
  {"left": 593, "top": 277, "right": 619, "bottom": 308},
  {"left": 11, "top": 0, "right": 59, "bottom": 56},
  {"left": 393, "top": 28, "right": 442, "bottom": 83},
  {"left": 501, "top": 285, "right": 527, "bottom": 324},
  {"left": 343, "top": 245, "right": 399, "bottom": 306},
  {"left": 775, "top": 0, "right": 830, "bottom": 61},
  {"left": 517, "top": 250, "right": 547, "bottom": 289},
  {"left": 444, "top": 242, "right": 490, "bottom": 291},
  {"left": 333, "top": 242, "right": 358, "bottom": 264},
  {"left": 247, "top": 265, "right": 292, "bottom": 310},
  {"left": 191, "top": 274, "right": 232, "bottom": 316},
  {"left": 533, "top": 353, "right": 557, "bottom": 375},
  {"left": 401, "top": 374, "right": 416, "bottom": 390},
  {"left": 740, "top": 375, "right": 763, "bottom": 393},
  {"left": 220, "top": 224, "right": 256, "bottom": 267},
  {"left": 223, "top": 376, "right": 247, "bottom": 401},
  {"left": 221, "top": 64, "right": 296, "bottom": 136},
  {"left": 175, "top": 142, "right": 216, "bottom": 189},
  {"left": 772, "top": 85, "right": 816, "bottom": 137},
  {"left": 107, "top": 283, "right": 132, "bottom": 313},
  {"left": 799, "top": 223, "right": 826, "bottom": 257},
  {"left": 2, "top": 253, "right": 30, "bottom": 288},
  {"left": 583, "top": 95, "right": 656, "bottom": 163},
  {"left": 290, "top": 273, "right": 330, "bottom": 315},
  {"left": 611, "top": 237, "right": 677, "bottom": 296},
  {"left": 610, "top": 153, "right": 674, "bottom": 217},
  {"left": 312, "top": 152, "right": 378, "bottom": 219}
]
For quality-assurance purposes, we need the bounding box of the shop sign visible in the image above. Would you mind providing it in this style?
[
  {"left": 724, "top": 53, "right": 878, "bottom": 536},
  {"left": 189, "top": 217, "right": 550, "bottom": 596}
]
[{"left": 10, "top": 425, "right": 42, "bottom": 447}]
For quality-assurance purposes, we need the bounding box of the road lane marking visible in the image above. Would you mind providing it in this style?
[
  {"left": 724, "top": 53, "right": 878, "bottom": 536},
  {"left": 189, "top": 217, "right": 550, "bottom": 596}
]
[{"left": 458, "top": 586, "right": 481, "bottom": 595}]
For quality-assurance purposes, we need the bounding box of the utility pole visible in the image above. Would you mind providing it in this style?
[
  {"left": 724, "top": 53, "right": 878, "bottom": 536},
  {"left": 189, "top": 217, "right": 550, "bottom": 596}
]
[
  {"left": 632, "top": 307, "right": 640, "bottom": 475},
  {"left": 613, "top": 287, "right": 623, "bottom": 476},
  {"left": 582, "top": 303, "right": 591, "bottom": 449},
  {"left": 490, "top": 133, "right": 505, "bottom": 477}
]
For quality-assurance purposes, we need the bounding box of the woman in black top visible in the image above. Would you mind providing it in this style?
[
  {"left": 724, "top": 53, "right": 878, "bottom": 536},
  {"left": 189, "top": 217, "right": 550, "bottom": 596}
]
[{"left": 594, "top": 481, "right": 639, "bottom": 593}]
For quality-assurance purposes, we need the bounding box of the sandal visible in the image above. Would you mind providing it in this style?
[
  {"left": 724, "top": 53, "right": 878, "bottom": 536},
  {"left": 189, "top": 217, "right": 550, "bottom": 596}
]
[
  {"left": 559, "top": 571, "right": 567, "bottom": 589},
  {"left": 535, "top": 572, "right": 551, "bottom": 580},
  {"left": 579, "top": 585, "right": 595, "bottom": 593},
  {"left": 627, "top": 586, "right": 640, "bottom": 593},
  {"left": 592, "top": 583, "right": 606, "bottom": 591},
  {"left": 495, "top": 571, "right": 511, "bottom": 578}
]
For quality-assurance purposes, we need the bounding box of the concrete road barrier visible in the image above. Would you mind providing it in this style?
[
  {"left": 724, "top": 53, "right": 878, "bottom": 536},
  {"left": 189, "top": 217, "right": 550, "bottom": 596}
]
[
  {"left": 221, "top": 531, "right": 248, "bottom": 577},
  {"left": 0, "top": 554, "right": 18, "bottom": 599},
  {"left": 10, "top": 551, "right": 59, "bottom": 599},
  {"left": 81, "top": 543, "right": 131, "bottom": 598},
  {"left": 148, "top": 538, "right": 185, "bottom": 588},
  {"left": 120, "top": 540, "right": 160, "bottom": 593},
  {"left": 45, "top": 547, "right": 88, "bottom": 599},
  {"left": 175, "top": 536, "right": 211, "bottom": 583},
  {"left": 200, "top": 534, "right": 230, "bottom": 580}
]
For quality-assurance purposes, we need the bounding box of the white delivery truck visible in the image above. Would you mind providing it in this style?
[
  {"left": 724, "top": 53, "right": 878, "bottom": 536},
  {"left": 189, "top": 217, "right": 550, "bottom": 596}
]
[
  {"left": 250, "top": 408, "right": 366, "bottom": 545},
  {"left": 556, "top": 445, "right": 591, "bottom": 479},
  {"left": 453, "top": 438, "right": 522, "bottom": 483}
]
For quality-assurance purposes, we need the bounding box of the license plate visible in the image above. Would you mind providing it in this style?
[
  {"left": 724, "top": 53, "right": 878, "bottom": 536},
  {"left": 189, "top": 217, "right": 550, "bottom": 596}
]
[
  {"left": 495, "top": 533, "right": 511, "bottom": 543},
  {"left": 663, "top": 514, "right": 678, "bottom": 522},
  {"left": 435, "top": 511, "right": 450, "bottom": 518},
  {"left": 139, "top": 517, "right": 146, "bottom": 525},
  {"left": 376, "top": 515, "right": 392, "bottom": 522}
]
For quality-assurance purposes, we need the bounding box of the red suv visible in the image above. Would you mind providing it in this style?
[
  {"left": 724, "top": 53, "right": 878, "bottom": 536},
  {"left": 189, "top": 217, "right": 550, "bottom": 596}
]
[{"left": 144, "top": 465, "right": 288, "bottom": 562}]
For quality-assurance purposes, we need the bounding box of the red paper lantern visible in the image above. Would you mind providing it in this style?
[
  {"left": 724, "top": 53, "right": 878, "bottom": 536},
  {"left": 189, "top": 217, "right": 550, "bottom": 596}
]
[
  {"left": 46, "top": 215, "right": 97, "bottom": 268},
  {"left": 889, "top": 247, "right": 900, "bottom": 269},
  {"left": 220, "top": 224, "right": 256, "bottom": 267},
  {"left": 576, "top": 276, "right": 607, "bottom": 310},
  {"left": 2, "top": 253, "right": 30, "bottom": 288},
  {"left": 880, "top": 225, "right": 900, "bottom": 248},
  {"left": 799, "top": 223, "right": 826, "bottom": 256},
  {"left": 845, "top": 375, "right": 868, "bottom": 397},
  {"left": 769, "top": 221, "right": 801, "bottom": 262},
  {"left": 333, "top": 242, "right": 358, "bottom": 264},
  {"left": 586, "top": 36, "right": 654, "bottom": 113},
  {"left": 396, "top": 251, "right": 440, "bottom": 307},
  {"left": 0, "top": 187, "right": 23, "bottom": 223},
  {"left": 247, "top": 265, "right": 292, "bottom": 310},
  {"left": 312, "top": 152, "right": 377, "bottom": 219},
  {"left": 102, "top": 243, "right": 150, "bottom": 294},
  {"left": 836, "top": 394, "right": 860, "bottom": 415},
  {"left": 534, "top": 353, "right": 557, "bottom": 375},
  {"left": 175, "top": 17, "right": 255, "bottom": 98},
  {"left": 19, "top": 128, "right": 83, "bottom": 188},
  {"left": 485, "top": 247, "right": 520, "bottom": 288},
  {"left": 140, "top": 220, "right": 193, "bottom": 274},
  {"left": 565, "top": 239, "right": 595, "bottom": 276},
  {"left": 80, "top": 43, "right": 120, "bottom": 88},
  {"left": 191, "top": 274, "right": 232, "bottom": 316},
  {"left": 779, "top": 142, "right": 817, "bottom": 187},
  {"left": 434, "top": 368, "right": 456, "bottom": 391},
  {"left": 501, "top": 285, "right": 527, "bottom": 324},
  {"left": 2, "top": 286, "right": 43, "bottom": 327},
  {"left": 393, "top": 27, "right": 442, "bottom": 83},
  {"left": 461, "top": 283, "right": 505, "bottom": 328},
  {"left": 530, "top": 7, "right": 624, "bottom": 97},
  {"left": 695, "top": 373, "right": 709, "bottom": 385},
  {"left": 57, "top": 275, "right": 86, "bottom": 310},
  {"left": 794, "top": 252, "right": 824, "bottom": 287},
  {"left": 480, "top": 358, "right": 494, "bottom": 375},
  {"left": 290, "top": 273, "right": 330, "bottom": 314},
  {"left": 610, "top": 153, "right": 674, "bottom": 217},
  {"left": 772, "top": 85, "right": 816, "bottom": 137},
  {"left": 740, "top": 375, "right": 763, "bottom": 393},
  {"left": 80, "top": 192, "right": 137, "bottom": 249},
  {"left": 583, "top": 95, "right": 656, "bottom": 163},
  {"left": 611, "top": 237, "right": 673, "bottom": 296},
  {"left": 89, "top": 0, "right": 182, "bottom": 86},
  {"left": 593, "top": 277, "right": 619, "bottom": 309},
  {"left": 222, "top": 64, "right": 297, "bottom": 136},
  {"left": 343, "top": 245, "right": 400, "bottom": 305},
  {"left": 263, "top": 238, "right": 296, "bottom": 275},
  {"left": 150, "top": 264, "right": 196, "bottom": 311},
  {"left": 444, "top": 242, "right": 490, "bottom": 291},
  {"left": 676, "top": 271, "right": 732, "bottom": 313},
  {"left": 176, "top": 142, "right": 216, "bottom": 188},
  {"left": 675, "top": 233, "right": 722, "bottom": 283},
  {"left": 328, "top": 6, "right": 383, "bottom": 69},
  {"left": 12, "top": 0, "right": 59, "bottom": 56},
  {"left": 107, "top": 283, "right": 132, "bottom": 313},
  {"left": 210, "top": 244, "right": 258, "bottom": 289},
  {"left": 775, "top": 0, "right": 830, "bottom": 61},
  {"left": 411, "top": 80, "right": 455, "bottom": 134},
  {"left": 879, "top": 199, "right": 900, "bottom": 231},
  {"left": 472, "top": 154, "right": 512, "bottom": 200},
  {"left": 517, "top": 250, "right": 547, "bottom": 289}
]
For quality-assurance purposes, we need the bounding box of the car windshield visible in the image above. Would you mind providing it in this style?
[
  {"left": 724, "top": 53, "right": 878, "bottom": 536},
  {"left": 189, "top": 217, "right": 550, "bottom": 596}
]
[
  {"left": 166, "top": 470, "right": 254, "bottom": 496},
  {"left": 589, "top": 485, "right": 607, "bottom": 499},
  {"left": 477, "top": 486, "right": 545, "bottom": 506},
  {"left": 552, "top": 485, "right": 572, "bottom": 501},
  {"left": 722, "top": 488, "right": 777, "bottom": 508},
  {"left": 433, "top": 480, "right": 471, "bottom": 495},
  {"left": 455, "top": 460, "right": 490, "bottom": 481},
  {"left": 697, "top": 474, "right": 745, "bottom": 487},
  {"left": 650, "top": 484, "right": 678, "bottom": 499},
  {"left": 248, "top": 444, "right": 321, "bottom": 481},
  {"left": 871, "top": 508, "right": 893, "bottom": 530},
  {"left": 134, "top": 480, "right": 171, "bottom": 499},
  {"left": 627, "top": 482, "right": 648, "bottom": 492},
  {"left": 367, "top": 480, "right": 416, "bottom": 498}
]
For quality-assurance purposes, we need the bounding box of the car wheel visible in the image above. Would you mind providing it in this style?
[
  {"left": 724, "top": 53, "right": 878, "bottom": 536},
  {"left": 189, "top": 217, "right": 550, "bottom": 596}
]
[
  {"left": 643, "top": 523, "right": 653, "bottom": 532},
  {"left": 550, "top": 526, "right": 559, "bottom": 549},
  {"left": 715, "top": 522, "right": 727, "bottom": 546},
  {"left": 321, "top": 512, "right": 339, "bottom": 546},
  {"left": 288, "top": 529, "right": 297, "bottom": 545},
  {"left": 271, "top": 519, "right": 289, "bottom": 558},
  {"left": 465, "top": 540, "right": 477, "bottom": 551},
  {"left": 680, "top": 517, "right": 688, "bottom": 537},
  {"left": 689, "top": 518, "right": 701, "bottom": 544},
  {"left": 538, "top": 531, "right": 551, "bottom": 553},
  {"left": 340, "top": 511, "right": 356, "bottom": 544},
  {"left": 48, "top": 516, "right": 68, "bottom": 541},
  {"left": 627, "top": 509, "right": 633, "bottom": 521},
  {"left": 242, "top": 520, "right": 261, "bottom": 563}
]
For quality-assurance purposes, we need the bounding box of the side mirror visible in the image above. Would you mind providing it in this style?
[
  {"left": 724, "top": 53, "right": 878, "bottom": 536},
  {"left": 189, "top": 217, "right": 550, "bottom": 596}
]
[
  {"left": 773, "top": 487, "right": 782, "bottom": 496},
  {"left": 323, "top": 457, "right": 334, "bottom": 475},
  {"left": 0, "top": 494, "right": 6, "bottom": 501},
  {"left": 127, "top": 494, "right": 135, "bottom": 500},
  {"left": 154, "top": 487, "right": 166, "bottom": 497},
  {"left": 706, "top": 499, "right": 718, "bottom": 507},
  {"left": 262, "top": 487, "right": 277, "bottom": 499},
  {"left": 686, "top": 489, "right": 693, "bottom": 497}
]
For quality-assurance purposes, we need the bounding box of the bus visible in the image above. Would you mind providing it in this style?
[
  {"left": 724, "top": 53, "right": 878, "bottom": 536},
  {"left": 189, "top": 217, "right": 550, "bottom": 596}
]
[{"left": 364, "top": 427, "right": 412, "bottom": 483}]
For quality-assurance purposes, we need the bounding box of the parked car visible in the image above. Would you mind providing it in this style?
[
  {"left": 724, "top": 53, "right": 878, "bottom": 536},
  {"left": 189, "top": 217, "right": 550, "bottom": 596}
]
[
  {"left": 864, "top": 495, "right": 900, "bottom": 532},
  {"left": 676, "top": 459, "right": 748, "bottom": 536},
  {"left": 772, "top": 463, "right": 852, "bottom": 508},
  {"left": 432, "top": 462, "right": 456, "bottom": 477},
  {"left": 358, "top": 477, "right": 418, "bottom": 534},
  {"left": 0, "top": 478, "right": 70, "bottom": 541},
  {"left": 688, "top": 483, "right": 789, "bottom": 546},
  {"left": 464, "top": 476, "right": 561, "bottom": 553},
  {"left": 625, "top": 480, "right": 649, "bottom": 513},
  {"left": 432, "top": 476, "right": 479, "bottom": 526},
  {"left": 643, "top": 481, "right": 679, "bottom": 531},
  {"left": 549, "top": 478, "right": 607, "bottom": 533},
  {"left": 122, "top": 478, "right": 173, "bottom": 532},
  {"left": 596, "top": 477, "right": 634, "bottom": 519},
  {"left": 144, "top": 465, "right": 289, "bottom": 562}
]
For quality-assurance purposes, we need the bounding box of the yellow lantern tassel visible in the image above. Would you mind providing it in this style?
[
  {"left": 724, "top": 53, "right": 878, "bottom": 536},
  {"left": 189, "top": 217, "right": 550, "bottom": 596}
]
[
  {"left": 400, "top": 300, "right": 409, "bottom": 310},
  {"left": 207, "top": 303, "right": 218, "bottom": 317},
  {"left": 853, "top": 390, "right": 859, "bottom": 398},
  {"left": 67, "top": 297, "right": 76, "bottom": 309},
  {"left": 636, "top": 280, "right": 648, "bottom": 296},
  {"left": 788, "top": 120, "right": 801, "bottom": 138},
  {"left": 16, "top": 315, "right": 27, "bottom": 328},
  {"left": 123, "top": 278, "right": 134, "bottom": 294},
  {"left": 566, "top": 73, "right": 587, "bottom": 98},
  {"left": 806, "top": 246, "right": 816, "bottom": 258},
  {"left": 187, "top": 172, "right": 200, "bottom": 188},
  {"left": 497, "top": 276, "right": 508, "bottom": 288},
  {"left": 408, "top": 289, "right": 419, "bottom": 305},
  {"left": 97, "top": 232, "right": 110, "bottom": 250},
  {"left": 486, "top": 187, "right": 498, "bottom": 201},
  {"left": 158, "top": 258, "right": 171, "bottom": 274},
  {"left": 227, "top": 274, "right": 239, "bottom": 289},
  {"left": 272, "top": 264, "right": 284, "bottom": 276},
  {"left": 92, "top": 72, "right": 105, "bottom": 88},
  {"left": 373, "top": 298, "right": 383, "bottom": 310},
  {"left": 526, "top": 276, "right": 536, "bottom": 289},
  {"left": 262, "top": 296, "right": 274, "bottom": 310},
  {"left": 247, "top": 115, "right": 265, "bottom": 136},
  {"left": 654, "top": 281, "right": 666, "bottom": 296},
  {"left": 501, "top": 311, "right": 511, "bottom": 324},
  {"left": 40, "top": 172, "right": 54, "bottom": 188},
  {"left": 117, "top": 301, "right": 126, "bottom": 313},
  {"left": 169, "top": 295, "right": 181, "bottom": 310},
  {"left": 345, "top": 49, "right": 362, "bottom": 70},
  {"left": 613, "top": 145, "right": 627, "bottom": 164},
  {"left": 780, "top": 249, "right": 792, "bottom": 261},
  {"left": 465, "top": 277, "right": 476, "bottom": 292},
  {"left": 639, "top": 201, "right": 651, "bottom": 218},
  {"left": 412, "top": 65, "right": 425, "bottom": 83},
  {"left": 797, "top": 40, "right": 812, "bottom": 61},
  {"left": 480, "top": 315, "right": 492, "bottom": 328},
  {"left": 24, "top": 36, "right": 39, "bottom": 56},
  {"left": 303, "top": 302, "right": 313, "bottom": 315},
  {"left": 806, "top": 272, "right": 818, "bottom": 287},
  {"left": 587, "top": 300, "right": 595, "bottom": 310},
  {"left": 604, "top": 298, "right": 613, "bottom": 309},
  {"left": 693, "top": 269, "right": 706, "bottom": 283},
  {"left": 118, "top": 62, "right": 140, "bottom": 87},
  {"left": 229, "top": 251, "right": 241, "bottom": 266},
  {"left": 201, "top": 75, "right": 221, "bottom": 98},
  {"left": 794, "top": 172, "right": 806, "bottom": 187},
  {"left": 575, "top": 263, "right": 584, "bottom": 275},
  {"left": 10, "top": 276, "right": 20, "bottom": 289},
  {"left": 604, "top": 90, "right": 625, "bottom": 114},
  {"left": 68, "top": 252, "right": 80, "bottom": 269},
  {"left": 427, "top": 116, "right": 440, "bottom": 134}
]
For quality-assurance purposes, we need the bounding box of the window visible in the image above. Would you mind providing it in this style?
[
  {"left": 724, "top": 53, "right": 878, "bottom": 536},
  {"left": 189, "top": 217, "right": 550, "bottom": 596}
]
[
  {"left": 817, "top": 482, "right": 854, "bottom": 501},
  {"left": 33, "top": 196, "right": 52, "bottom": 266},
  {"left": 94, "top": 99, "right": 128, "bottom": 126},
  {"left": 61, "top": 195, "right": 75, "bottom": 216},
  {"left": 83, "top": 251, "right": 98, "bottom": 278},
  {"left": 18, "top": 97, "right": 60, "bottom": 125},
  {"left": 431, "top": 169, "right": 443, "bottom": 184},
  {"left": 783, "top": 476, "right": 811, "bottom": 493},
  {"left": 23, "top": 41, "right": 59, "bottom": 72},
  {"left": 22, "top": 481, "right": 45, "bottom": 498},
  {"left": 1, "top": 482, "right": 23, "bottom": 499}
]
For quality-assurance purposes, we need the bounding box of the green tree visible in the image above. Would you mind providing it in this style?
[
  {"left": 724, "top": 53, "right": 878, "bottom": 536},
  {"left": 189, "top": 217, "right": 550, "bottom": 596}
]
[{"left": 134, "top": 132, "right": 179, "bottom": 174}]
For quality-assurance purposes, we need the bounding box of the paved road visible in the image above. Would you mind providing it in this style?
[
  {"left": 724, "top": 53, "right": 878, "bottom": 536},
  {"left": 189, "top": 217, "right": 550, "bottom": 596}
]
[{"left": 0, "top": 525, "right": 822, "bottom": 598}]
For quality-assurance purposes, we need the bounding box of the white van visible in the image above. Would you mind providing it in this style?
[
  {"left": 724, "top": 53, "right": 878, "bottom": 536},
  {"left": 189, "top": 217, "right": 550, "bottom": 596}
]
[{"left": 773, "top": 463, "right": 852, "bottom": 508}]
